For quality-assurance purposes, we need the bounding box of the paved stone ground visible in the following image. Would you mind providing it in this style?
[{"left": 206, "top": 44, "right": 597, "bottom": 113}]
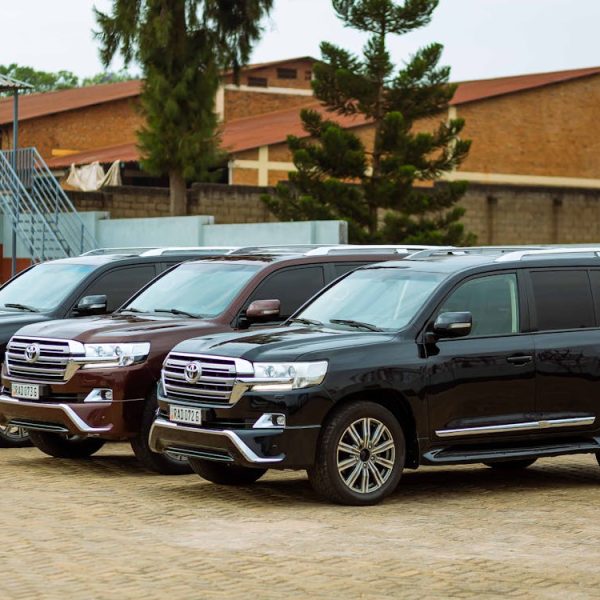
[{"left": 1, "top": 444, "right": 600, "bottom": 599}]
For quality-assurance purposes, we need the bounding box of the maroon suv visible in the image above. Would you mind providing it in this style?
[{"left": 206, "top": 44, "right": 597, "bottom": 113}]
[{"left": 0, "top": 246, "right": 428, "bottom": 474}]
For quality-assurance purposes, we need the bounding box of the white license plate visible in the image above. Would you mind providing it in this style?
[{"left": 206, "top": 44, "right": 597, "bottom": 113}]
[
  {"left": 169, "top": 405, "right": 203, "bottom": 426},
  {"left": 12, "top": 383, "right": 40, "bottom": 400}
]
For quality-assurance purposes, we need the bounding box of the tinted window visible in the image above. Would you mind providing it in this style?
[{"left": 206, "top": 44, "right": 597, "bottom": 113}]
[
  {"left": 439, "top": 273, "right": 519, "bottom": 337},
  {"left": 530, "top": 270, "right": 595, "bottom": 331},
  {"left": 248, "top": 267, "right": 325, "bottom": 319},
  {"left": 126, "top": 262, "right": 261, "bottom": 318},
  {"left": 81, "top": 266, "right": 156, "bottom": 312},
  {"left": 332, "top": 263, "right": 365, "bottom": 278},
  {"left": 0, "top": 263, "right": 96, "bottom": 313}
]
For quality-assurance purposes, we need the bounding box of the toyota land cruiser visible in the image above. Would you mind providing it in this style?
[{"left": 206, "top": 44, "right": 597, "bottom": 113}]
[
  {"left": 149, "top": 247, "right": 600, "bottom": 504},
  {"left": 0, "top": 247, "right": 225, "bottom": 447},
  {"left": 0, "top": 245, "right": 428, "bottom": 473}
]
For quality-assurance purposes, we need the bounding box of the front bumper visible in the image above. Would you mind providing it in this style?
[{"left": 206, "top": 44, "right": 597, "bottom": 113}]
[
  {"left": 0, "top": 393, "right": 144, "bottom": 438},
  {"left": 149, "top": 416, "right": 321, "bottom": 469}
]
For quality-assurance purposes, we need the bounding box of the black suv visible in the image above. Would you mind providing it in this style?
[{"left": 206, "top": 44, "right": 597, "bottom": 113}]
[
  {"left": 0, "top": 246, "right": 231, "bottom": 447},
  {"left": 150, "top": 247, "right": 600, "bottom": 504}
]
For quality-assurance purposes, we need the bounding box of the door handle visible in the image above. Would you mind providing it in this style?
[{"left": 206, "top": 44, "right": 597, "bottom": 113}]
[{"left": 506, "top": 355, "right": 533, "bottom": 366}]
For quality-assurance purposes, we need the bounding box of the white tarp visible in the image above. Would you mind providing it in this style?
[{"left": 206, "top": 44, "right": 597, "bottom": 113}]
[{"left": 66, "top": 160, "right": 121, "bottom": 191}]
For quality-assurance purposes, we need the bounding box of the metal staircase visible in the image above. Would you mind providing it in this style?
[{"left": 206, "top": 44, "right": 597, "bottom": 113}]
[{"left": 0, "top": 147, "right": 98, "bottom": 264}]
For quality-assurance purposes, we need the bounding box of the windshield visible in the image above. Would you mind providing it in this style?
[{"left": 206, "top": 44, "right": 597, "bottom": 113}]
[
  {"left": 0, "top": 263, "right": 96, "bottom": 313},
  {"left": 123, "top": 262, "right": 262, "bottom": 318},
  {"left": 298, "top": 268, "right": 446, "bottom": 331}
]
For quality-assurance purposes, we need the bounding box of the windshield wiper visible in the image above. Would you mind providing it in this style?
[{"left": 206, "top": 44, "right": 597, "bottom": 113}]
[
  {"left": 329, "top": 318, "right": 382, "bottom": 332},
  {"left": 290, "top": 317, "right": 323, "bottom": 327},
  {"left": 153, "top": 308, "right": 204, "bottom": 319},
  {"left": 3, "top": 303, "right": 40, "bottom": 313}
]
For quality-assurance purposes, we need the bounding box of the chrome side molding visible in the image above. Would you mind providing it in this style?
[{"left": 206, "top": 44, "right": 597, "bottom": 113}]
[{"left": 436, "top": 416, "right": 596, "bottom": 438}]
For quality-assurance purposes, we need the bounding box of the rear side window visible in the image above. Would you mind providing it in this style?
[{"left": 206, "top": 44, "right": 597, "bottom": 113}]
[
  {"left": 530, "top": 270, "right": 595, "bottom": 331},
  {"left": 332, "top": 263, "right": 365, "bottom": 278},
  {"left": 79, "top": 265, "right": 157, "bottom": 312},
  {"left": 439, "top": 273, "right": 519, "bottom": 337},
  {"left": 247, "top": 266, "right": 325, "bottom": 319}
]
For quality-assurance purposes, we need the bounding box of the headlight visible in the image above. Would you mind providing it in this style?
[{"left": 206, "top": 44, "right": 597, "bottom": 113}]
[
  {"left": 251, "top": 361, "right": 328, "bottom": 391},
  {"left": 81, "top": 342, "right": 151, "bottom": 368}
]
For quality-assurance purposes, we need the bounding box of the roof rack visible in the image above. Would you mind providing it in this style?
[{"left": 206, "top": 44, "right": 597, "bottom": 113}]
[
  {"left": 304, "top": 245, "right": 436, "bottom": 256},
  {"left": 81, "top": 247, "right": 238, "bottom": 257},
  {"left": 495, "top": 247, "right": 600, "bottom": 262}
]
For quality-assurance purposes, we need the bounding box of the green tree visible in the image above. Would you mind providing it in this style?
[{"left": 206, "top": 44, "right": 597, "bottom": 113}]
[
  {"left": 81, "top": 69, "right": 139, "bottom": 86},
  {"left": 264, "top": 0, "right": 474, "bottom": 245},
  {"left": 0, "top": 64, "right": 79, "bottom": 95},
  {"left": 95, "top": 0, "right": 273, "bottom": 215}
]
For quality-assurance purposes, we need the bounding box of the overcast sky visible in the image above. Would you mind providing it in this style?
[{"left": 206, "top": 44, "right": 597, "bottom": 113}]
[{"left": 2, "top": 0, "right": 599, "bottom": 82}]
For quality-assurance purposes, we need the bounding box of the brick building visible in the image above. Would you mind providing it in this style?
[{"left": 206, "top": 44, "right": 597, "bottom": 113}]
[{"left": 2, "top": 59, "right": 600, "bottom": 244}]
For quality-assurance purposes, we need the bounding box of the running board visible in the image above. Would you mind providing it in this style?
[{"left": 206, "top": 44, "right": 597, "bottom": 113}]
[{"left": 423, "top": 438, "right": 600, "bottom": 465}]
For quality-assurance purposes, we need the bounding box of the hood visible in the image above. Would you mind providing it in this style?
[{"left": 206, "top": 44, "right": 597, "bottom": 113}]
[
  {"left": 13, "top": 314, "right": 223, "bottom": 344},
  {"left": 0, "top": 312, "right": 50, "bottom": 346},
  {"left": 173, "top": 325, "right": 395, "bottom": 362}
]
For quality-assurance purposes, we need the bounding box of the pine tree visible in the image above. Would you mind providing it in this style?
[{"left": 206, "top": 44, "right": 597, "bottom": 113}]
[
  {"left": 95, "top": 0, "right": 272, "bottom": 215},
  {"left": 264, "top": 0, "right": 474, "bottom": 244}
]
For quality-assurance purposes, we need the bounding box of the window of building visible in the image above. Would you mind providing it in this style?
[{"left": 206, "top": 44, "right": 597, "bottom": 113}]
[
  {"left": 305, "top": 70, "right": 313, "bottom": 81},
  {"left": 248, "top": 76, "right": 268, "bottom": 88},
  {"left": 277, "top": 68, "right": 298, "bottom": 80},
  {"left": 531, "top": 270, "right": 595, "bottom": 331},
  {"left": 438, "top": 273, "right": 520, "bottom": 337},
  {"left": 246, "top": 266, "right": 325, "bottom": 319}
]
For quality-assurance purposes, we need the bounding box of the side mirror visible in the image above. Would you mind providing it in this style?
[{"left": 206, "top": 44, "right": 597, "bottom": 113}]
[
  {"left": 432, "top": 311, "right": 472, "bottom": 339},
  {"left": 246, "top": 299, "right": 281, "bottom": 321},
  {"left": 75, "top": 294, "right": 108, "bottom": 315}
]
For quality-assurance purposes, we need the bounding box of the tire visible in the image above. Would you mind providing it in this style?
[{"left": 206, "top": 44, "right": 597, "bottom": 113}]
[
  {"left": 308, "top": 401, "right": 406, "bottom": 506},
  {"left": 189, "top": 458, "right": 267, "bottom": 485},
  {"left": 485, "top": 459, "right": 537, "bottom": 470},
  {"left": 130, "top": 389, "right": 192, "bottom": 475},
  {"left": 0, "top": 423, "right": 31, "bottom": 448},
  {"left": 28, "top": 431, "right": 105, "bottom": 458}
]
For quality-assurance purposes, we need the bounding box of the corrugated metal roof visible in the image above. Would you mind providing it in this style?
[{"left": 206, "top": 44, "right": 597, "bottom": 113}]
[
  {"left": 0, "top": 80, "right": 141, "bottom": 124},
  {"left": 0, "top": 74, "right": 34, "bottom": 91},
  {"left": 46, "top": 101, "right": 368, "bottom": 168},
  {"left": 451, "top": 65, "right": 600, "bottom": 105},
  {"left": 5, "top": 65, "right": 600, "bottom": 126}
]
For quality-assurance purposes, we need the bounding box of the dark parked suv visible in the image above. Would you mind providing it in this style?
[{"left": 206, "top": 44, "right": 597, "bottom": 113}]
[
  {"left": 0, "top": 247, "right": 227, "bottom": 448},
  {"left": 0, "top": 245, "right": 428, "bottom": 472},
  {"left": 149, "top": 246, "right": 600, "bottom": 504}
]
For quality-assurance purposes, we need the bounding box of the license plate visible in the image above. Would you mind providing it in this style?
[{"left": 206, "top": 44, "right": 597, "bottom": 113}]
[
  {"left": 12, "top": 383, "right": 40, "bottom": 400},
  {"left": 169, "top": 405, "right": 203, "bottom": 426}
]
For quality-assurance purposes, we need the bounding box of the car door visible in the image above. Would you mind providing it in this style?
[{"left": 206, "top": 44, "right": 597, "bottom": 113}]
[
  {"left": 527, "top": 268, "right": 600, "bottom": 430},
  {"left": 425, "top": 271, "right": 537, "bottom": 441}
]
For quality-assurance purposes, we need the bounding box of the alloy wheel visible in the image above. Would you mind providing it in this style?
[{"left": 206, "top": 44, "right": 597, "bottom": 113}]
[
  {"left": 0, "top": 423, "right": 29, "bottom": 442},
  {"left": 336, "top": 417, "right": 396, "bottom": 494}
]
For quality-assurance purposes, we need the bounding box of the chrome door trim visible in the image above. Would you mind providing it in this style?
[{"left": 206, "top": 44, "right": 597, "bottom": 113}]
[{"left": 436, "top": 416, "right": 596, "bottom": 438}]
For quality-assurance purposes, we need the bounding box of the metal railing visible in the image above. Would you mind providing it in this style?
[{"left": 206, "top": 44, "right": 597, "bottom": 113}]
[{"left": 0, "top": 147, "right": 98, "bottom": 264}]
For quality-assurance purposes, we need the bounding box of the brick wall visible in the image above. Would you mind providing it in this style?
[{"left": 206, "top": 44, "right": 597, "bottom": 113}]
[
  {"left": 222, "top": 59, "right": 314, "bottom": 89},
  {"left": 69, "top": 183, "right": 277, "bottom": 223},
  {"left": 458, "top": 74, "right": 600, "bottom": 179},
  {"left": 69, "top": 182, "right": 600, "bottom": 244},
  {"left": 224, "top": 90, "right": 312, "bottom": 121},
  {"left": 3, "top": 98, "right": 143, "bottom": 160}
]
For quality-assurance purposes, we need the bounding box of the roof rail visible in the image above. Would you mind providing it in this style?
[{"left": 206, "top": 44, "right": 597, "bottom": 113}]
[
  {"left": 81, "top": 247, "right": 158, "bottom": 256},
  {"left": 304, "top": 245, "right": 436, "bottom": 256},
  {"left": 82, "top": 246, "right": 239, "bottom": 257},
  {"left": 495, "top": 247, "right": 600, "bottom": 262}
]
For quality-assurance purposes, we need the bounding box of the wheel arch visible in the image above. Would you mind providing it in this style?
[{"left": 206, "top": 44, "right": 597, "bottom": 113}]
[{"left": 324, "top": 389, "right": 420, "bottom": 468}]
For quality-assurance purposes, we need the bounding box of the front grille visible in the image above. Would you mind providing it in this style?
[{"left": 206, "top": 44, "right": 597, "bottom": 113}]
[
  {"left": 163, "top": 353, "right": 237, "bottom": 405},
  {"left": 6, "top": 337, "right": 73, "bottom": 383}
]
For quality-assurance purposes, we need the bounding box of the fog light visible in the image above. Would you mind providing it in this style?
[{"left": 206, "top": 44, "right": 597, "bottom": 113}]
[
  {"left": 253, "top": 413, "right": 286, "bottom": 429},
  {"left": 84, "top": 388, "right": 114, "bottom": 403}
]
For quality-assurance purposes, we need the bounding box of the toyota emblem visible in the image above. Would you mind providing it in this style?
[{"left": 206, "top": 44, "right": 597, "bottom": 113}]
[
  {"left": 24, "top": 343, "right": 40, "bottom": 364},
  {"left": 184, "top": 361, "right": 202, "bottom": 383}
]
